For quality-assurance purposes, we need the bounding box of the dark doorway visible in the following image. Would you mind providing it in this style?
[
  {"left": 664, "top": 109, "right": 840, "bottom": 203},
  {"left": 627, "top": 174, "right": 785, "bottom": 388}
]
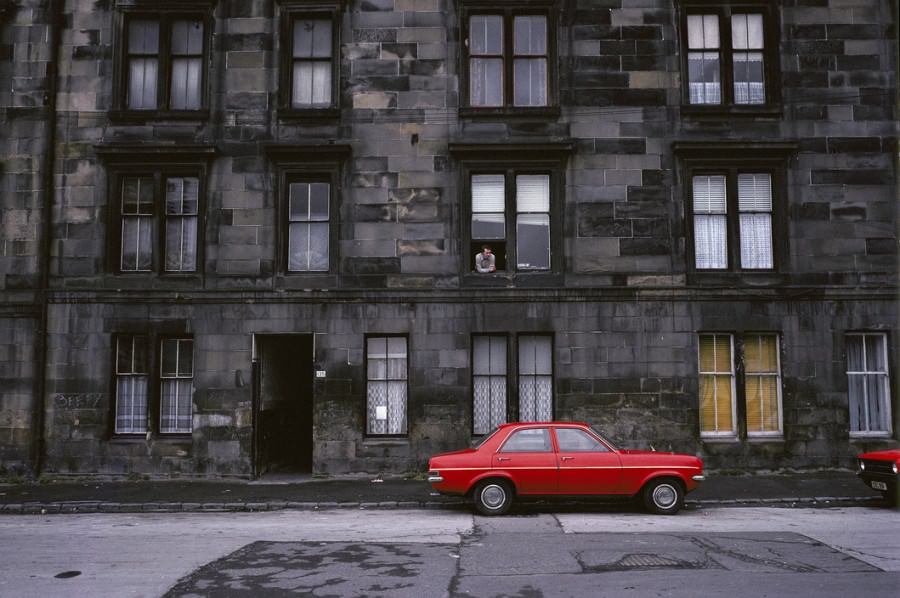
[{"left": 254, "top": 335, "right": 314, "bottom": 475}]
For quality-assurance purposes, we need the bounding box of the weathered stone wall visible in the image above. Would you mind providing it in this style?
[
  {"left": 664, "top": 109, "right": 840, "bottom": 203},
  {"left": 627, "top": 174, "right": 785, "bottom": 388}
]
[{"left": 1, "top": 0, "right": 896, "bottom": 476}]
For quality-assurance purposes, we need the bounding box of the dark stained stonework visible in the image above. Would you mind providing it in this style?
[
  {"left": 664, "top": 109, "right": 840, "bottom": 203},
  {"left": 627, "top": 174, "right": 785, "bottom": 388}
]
[{"left": 0, "top": 0, "right": 896, "bottom": 478}]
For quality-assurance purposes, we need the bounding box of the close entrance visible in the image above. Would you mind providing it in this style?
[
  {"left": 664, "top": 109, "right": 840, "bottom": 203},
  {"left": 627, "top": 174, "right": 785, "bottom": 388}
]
[{"left": 254, "top": 334, "right": 314, "bottom": 475}]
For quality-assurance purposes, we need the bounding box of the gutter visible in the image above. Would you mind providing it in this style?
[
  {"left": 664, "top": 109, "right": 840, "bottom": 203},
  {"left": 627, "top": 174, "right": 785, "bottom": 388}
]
[{"left": 31, "top": 0, "right": 63, "bottom": 477}]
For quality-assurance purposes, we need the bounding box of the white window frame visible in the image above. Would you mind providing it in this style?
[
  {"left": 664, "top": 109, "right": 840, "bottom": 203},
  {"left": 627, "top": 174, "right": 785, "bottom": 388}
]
[
  {"left": 159, "top": 338, "right": 194, "bottom": 434},
  {"left": 744, "top": 333, "right": 783, "bottom": 438},
  {"left": 518, "top": 335, "right": 553, "bottom": 422},
  {"left": 366, "top": 336, "right": 408, "bottom": 436},
  {"left": 698, "top": 333, "right": 737, "bottom": 438},
  {"left": 847, "top": 333, "right": 893, "bottom": 437},
  {"left": 473, "top": 335, "right": 508, "bottom": 435}
]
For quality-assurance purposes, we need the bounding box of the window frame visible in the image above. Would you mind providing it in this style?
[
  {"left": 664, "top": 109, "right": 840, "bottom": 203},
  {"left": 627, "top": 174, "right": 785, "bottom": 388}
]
[
  {"left": 674, "top": 143, "right": 795, "bottom": 282},
  {"left": 459, "top": 0, "right": 559, "bottom": 117},
  {"left": 267, "top": 144, "right": 351, "bottom": 277},
  {"left": 112, "top": 332, "right": 194, "bottom": 438},
  {"left": 846, "top": 332, "right": 893, "bottom": 438},
  {"left": 742, "top": 333, "right": 783, "bottom": 438},
  {"left": 98, "top": 144, "right": 215, "bottom": 278},
  {"left": 698, "top": 332, "right": 738, "bottom": 439},
  {"left": 517, "top": 333, "right": 554, "bottom": 423},
  {"left": 698, "top": 331, "right": 785, "bottom": 440},
  {"left": 112, "top": 5, "right": 213, "bottom": 121},
  {"left": 472, "top": 334, "right": 509, "bottom": 435},
  {"left": 451, "top": 142, "right": 572, "bottom": 281},
  {"left": 678, "top": 0, "right": 781, "bottom": 116},
  {"left": 278, "top": 1, "right": 341, "bottom": 120},
  {"left": 365, "top": 334, "right": 409, "bottom": 437}
]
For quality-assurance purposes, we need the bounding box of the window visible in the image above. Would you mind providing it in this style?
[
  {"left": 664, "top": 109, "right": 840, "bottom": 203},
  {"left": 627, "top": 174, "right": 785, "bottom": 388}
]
[
  {"left": 699, "top": 333, "right": 736, "bottom": 437},
  {"left": 681, "top": 2, "right": 777, "bottom": 111},
  {"left": 115, "top": 172, "right": 201, "bottom": 273},
  {"left": 470, "top": 172, "right": 551, "bottom": 272},
  {"left": 366, "top": 336, "right": 407, "bottom": 435},
  {"left": 500, "top": 427, "right": 551, "bottom": 452},
  {"left": 287, "top": 180, "right": 330, "bottom": 271},
  {"left": 556, "top": 428, "right": 608, "bottom": 452},
  {"left": 692, "top": 172, "right": 773, "bottom": 270},
  {"left": 473, "top": 335, "right": 508, "bottom": 435},
  {"left": 847, "top": 333, "right": 892, "bottom": 436},
  {"left": 699, "top": 332, "right": 784, "bottom": 438},
  {"left": 462, "top": 4, "right": 555, "bottom": 111},
  {"left": 279, "top": 4, "right": 340, "bottom": 114},
  {"left": 114, "top": 335, "right": 194, "bottom": 435},
  {"left": 519, "top": 335, "right": 553, "bottom": 422},
  {"left": 266, "top": 143, "right": 350, "bottom": 276},
  {"left": 121, "top": 13, "right": 207, "bottom": 113},
  {"left": 744, "top": 334, "right": 782, "bottom": 437}
]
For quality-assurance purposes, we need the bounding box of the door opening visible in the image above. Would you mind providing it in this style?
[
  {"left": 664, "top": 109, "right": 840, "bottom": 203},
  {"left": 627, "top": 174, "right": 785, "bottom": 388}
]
[{"left": 254, "top": 335, "right": 314, "bottom": 475}]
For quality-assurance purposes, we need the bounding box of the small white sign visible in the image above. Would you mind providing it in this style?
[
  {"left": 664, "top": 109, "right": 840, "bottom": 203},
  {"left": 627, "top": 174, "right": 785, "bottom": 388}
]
[
  {"left": 315, "top": 370, "right": 326, "bottom": 378},
  {"left": 376, "top": 406, "right": 388, "bottom": 420}
]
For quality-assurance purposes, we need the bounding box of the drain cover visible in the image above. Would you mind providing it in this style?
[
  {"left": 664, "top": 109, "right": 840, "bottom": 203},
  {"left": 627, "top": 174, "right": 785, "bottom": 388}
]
[{"left": 616, "top": 554, "right": 682, "bottom": 568}]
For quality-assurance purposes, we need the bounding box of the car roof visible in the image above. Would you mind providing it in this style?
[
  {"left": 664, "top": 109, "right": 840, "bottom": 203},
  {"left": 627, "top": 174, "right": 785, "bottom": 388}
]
[{"left": 497, "top": 421, "right": 589, "bottom": 429}]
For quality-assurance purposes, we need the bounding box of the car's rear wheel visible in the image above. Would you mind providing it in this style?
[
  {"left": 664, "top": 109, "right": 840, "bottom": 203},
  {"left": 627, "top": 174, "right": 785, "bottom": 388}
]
[
  {"left": 642, "top": 478, "right": 684, "bottom": 515},
  {"left": 473, "top": 479, "right": 513, "bottom": 516}
]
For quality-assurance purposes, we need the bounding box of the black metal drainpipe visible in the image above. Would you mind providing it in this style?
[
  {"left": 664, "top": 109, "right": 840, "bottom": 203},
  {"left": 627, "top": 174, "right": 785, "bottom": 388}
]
[{"left": 31, "top": 0, "right": 63, "bottom": 477}]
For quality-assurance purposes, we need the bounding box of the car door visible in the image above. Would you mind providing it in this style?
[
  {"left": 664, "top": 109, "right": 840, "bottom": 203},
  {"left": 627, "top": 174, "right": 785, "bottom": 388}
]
[
  {"left": 554, "top": 426, "right": 623, "bottom": 495},
  {"left": 492, "top": 427, "right": 558, "bottom": 494}
]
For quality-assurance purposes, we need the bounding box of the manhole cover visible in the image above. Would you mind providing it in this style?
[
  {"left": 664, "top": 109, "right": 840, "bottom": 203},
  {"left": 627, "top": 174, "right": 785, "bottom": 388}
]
[
  {"left": 54, "top": 571, "right": 82, "bottom": 579},
  {"left": 616, "top": 554, "right": 683, "bottom": 568}
]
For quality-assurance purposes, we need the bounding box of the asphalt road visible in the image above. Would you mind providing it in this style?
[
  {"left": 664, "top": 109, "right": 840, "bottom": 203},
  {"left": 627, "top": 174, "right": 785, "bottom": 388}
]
[{"left": 0, "top": 506, "right": 897, "bottom": 597}]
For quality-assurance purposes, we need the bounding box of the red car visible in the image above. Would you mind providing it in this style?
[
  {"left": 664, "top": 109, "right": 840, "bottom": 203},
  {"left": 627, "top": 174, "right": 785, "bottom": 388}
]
[
  {"left": 427, "top": 421, "right": 705, "bottom": 515},
  {"left": 857, "top": 449, "right": 900, "bottom": 506}
]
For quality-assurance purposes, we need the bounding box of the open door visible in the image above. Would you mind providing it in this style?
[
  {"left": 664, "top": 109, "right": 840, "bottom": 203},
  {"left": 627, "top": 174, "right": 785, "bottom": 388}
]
[{"left": 254, "top": 335, "right": 314, "bottom": 475}]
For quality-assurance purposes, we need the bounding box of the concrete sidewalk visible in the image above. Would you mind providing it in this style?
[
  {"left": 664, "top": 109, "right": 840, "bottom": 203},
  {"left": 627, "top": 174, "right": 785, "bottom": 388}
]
[{"left": 0, "top": 469, "right": 889, "bottom": 514}]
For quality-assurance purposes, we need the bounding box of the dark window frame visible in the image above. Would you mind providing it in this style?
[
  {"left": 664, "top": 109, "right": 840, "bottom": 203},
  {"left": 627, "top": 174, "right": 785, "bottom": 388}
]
[
  {"left": 111, "top": 3, "right": 214, "bottom": 122},
  {"left": 450, "top": 142, "right": 572, "bottom": 282},
  {"left": 515, "top": 332, "right": 555, "bottom": 423},
  {"left": 98, "top": 145, "right": 214, "bottom": 278},
  {"left": 266, "top": 144, "right": 351, "bottom": 277},
  {"left": 471, "top": 333, "right": 510, "bottom": 436},
  {"left": 677, "top": 0, "right": 781, "bottom": 117},
  {"left": 110, "top": 331, "right": 195, "bottom": 439},
  {"left": 364, "top": 334, "right": 409, "bottom": 438},
  {"left": 277, "top": 1, "right": 342, "bottom": 120},
  {"left": 459, "top": 0, "right": 560, "bottom": 118},
  {"left": 674, "top": 142, "right": 795, "bottom": 283}
]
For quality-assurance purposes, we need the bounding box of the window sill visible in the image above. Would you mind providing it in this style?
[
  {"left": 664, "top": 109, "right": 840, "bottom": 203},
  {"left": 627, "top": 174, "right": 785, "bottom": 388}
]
[
  {"left": 687, "top": 271, "right": 788, "bottom": 287},
  {"left": 109, "top": 435, "right": 192, "bottom": 444},
  {"left": 278, "top": 107, "right": 341, "bottom": 122},
  {"left": 463, "top": 271, "right": 563, "bottom": 287},
  {"left": 108, "top": 109, "right": 210, "bottom": 123},
  {"left": 362, "top": 437, "right": 410, "bottom": 445},
  {"left": 700, "top": 435, "right": 740, "bottom": 444},
  {"left": 680, "top": 103, "right": 782, "bottom": 119},
  {"left": 849, "top": 432, "right": 894, "bottom": 441},
  {"left": 459, "top": 106, "right": 562, "bottom": 120}
]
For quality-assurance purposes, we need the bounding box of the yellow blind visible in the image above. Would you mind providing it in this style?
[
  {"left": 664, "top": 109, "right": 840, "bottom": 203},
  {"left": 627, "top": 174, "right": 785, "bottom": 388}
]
[
  {"left": 745, "top": 334, "right": 780, "bottom": 433},
  {"left": 699, "top": 334, "right": 734, "bottom": 433}
]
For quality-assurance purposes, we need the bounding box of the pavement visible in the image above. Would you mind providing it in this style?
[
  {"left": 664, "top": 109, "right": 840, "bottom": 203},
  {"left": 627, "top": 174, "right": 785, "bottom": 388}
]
[{"left": 0, "top": 469, "right": 890, "bottom": 514}]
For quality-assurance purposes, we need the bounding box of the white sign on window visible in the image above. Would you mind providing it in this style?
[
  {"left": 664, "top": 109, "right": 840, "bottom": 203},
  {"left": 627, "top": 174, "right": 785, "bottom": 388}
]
[{"left": 376, "top": 406, "right": 388, "bottom": 421}]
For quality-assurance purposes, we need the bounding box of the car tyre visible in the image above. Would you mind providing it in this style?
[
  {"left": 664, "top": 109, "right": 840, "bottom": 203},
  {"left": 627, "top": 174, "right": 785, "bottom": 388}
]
[
  {"left": 642, "top": 478, "right": 684, "bottom": 515},
  {"left": 473, "top": 479, "right": 513, "bottom": 516}
]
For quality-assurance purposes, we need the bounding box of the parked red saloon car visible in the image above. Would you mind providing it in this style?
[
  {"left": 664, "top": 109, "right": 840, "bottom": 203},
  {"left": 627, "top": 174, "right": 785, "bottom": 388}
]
[
  {"left": 856, "top": 449, "right": 900, "bottom": 507},
  {"left": 427, "top": 422, "right": 705, "bottom": 515}
]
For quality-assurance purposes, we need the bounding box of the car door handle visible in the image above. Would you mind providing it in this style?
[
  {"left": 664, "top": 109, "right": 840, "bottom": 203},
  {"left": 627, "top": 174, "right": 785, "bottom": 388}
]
[
  {"left": 496, "top": 457, "right": 511, "bottom": 462},
  {"left": 560, "top": 456, "right": 575, "bottom": 461}
]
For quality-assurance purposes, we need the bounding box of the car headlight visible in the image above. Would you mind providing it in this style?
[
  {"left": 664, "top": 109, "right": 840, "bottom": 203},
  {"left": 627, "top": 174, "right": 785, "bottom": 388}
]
[
  {"left": 859, "top": 461, "right": 865, "bottom": 472},
  {"left": 893, "top": 463, "right": 898, "bottom": 475}
]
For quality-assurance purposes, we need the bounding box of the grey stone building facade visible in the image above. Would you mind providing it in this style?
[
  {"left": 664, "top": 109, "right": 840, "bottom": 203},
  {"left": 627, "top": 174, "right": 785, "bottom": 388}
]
[{"left": 0, "top": 0, "right": 897, "bottom": 478}]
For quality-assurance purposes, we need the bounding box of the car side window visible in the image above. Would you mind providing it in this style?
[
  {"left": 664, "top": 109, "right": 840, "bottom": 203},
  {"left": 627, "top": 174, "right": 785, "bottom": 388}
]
[
  {"left": 500, "top": 428, "right": 551, "bottom": 452},
  {"left": 556, "top": 428, "right": 608, "bottom": 452}
]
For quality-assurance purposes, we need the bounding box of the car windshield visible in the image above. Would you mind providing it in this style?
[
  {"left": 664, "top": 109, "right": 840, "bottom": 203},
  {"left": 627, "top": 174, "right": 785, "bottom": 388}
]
[{"left": 590, "top": 426, "right": 619, "bottom": 451}]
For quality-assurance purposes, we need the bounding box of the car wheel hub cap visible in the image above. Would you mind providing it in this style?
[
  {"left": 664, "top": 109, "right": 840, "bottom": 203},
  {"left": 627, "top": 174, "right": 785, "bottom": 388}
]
[
  {"left": 482, "top": 485, "right": 505, "bottom": 508},
  {"left": 653, "top": 485, "right": 676, "bottom": 508}
]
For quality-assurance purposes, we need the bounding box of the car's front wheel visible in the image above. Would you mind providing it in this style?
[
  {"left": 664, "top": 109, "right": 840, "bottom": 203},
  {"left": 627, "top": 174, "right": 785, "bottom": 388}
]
[
  {"left": 642, "top": 478, "right": 684, "bottom": 515},
  {"left": 473, "top": 479, "right": 514, "bottom": 516}
]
